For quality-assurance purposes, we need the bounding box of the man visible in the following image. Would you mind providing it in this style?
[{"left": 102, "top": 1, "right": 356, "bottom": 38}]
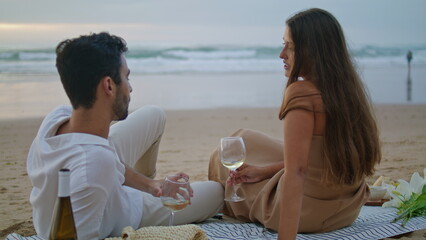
[{"left": 27, "top": 32, "right": 223, "bottom": 239}]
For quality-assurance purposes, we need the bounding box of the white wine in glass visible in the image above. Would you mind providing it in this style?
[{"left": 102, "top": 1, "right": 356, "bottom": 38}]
[
  {"left": 160, "top": 174, "right": 190, "bottom": 226},
  {"left": 220, "top": 136, "right": 246, "bottom": 202}
]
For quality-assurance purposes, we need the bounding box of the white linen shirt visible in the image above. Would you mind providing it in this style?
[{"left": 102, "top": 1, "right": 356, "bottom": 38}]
[{"left": 27, "top": 106, "right": 143, "bottom": 240}]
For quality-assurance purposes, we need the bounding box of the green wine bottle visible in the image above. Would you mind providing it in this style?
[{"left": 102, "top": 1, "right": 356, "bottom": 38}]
[{"left": 49, "top": 169, "right": 78, "bottom": 240}]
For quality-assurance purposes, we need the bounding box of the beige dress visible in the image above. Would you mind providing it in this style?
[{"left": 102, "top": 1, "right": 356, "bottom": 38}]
[{"left": 208, "top": 81, "right": 370, "bottom": 233}]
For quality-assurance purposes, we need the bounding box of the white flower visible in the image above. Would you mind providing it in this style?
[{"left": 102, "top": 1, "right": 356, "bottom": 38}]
[
  {"left": 410, "top": 172, "right": 424, "bottom": 194},
  {"left": 382, "top": 168, "right": 426, "bottom": 208}
]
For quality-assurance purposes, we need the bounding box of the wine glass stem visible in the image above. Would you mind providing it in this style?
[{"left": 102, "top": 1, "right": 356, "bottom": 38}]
[
  {"left": 169, "top": 211, "right": 175, "bottom": 226},
  {"left": 230, "top": 170, "right": 238, "bottom": 200},
  {"left": 231, "top": 185, "right": 238, "bottom": 200}
]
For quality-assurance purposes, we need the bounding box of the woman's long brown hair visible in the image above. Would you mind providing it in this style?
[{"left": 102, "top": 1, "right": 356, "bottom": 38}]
[{"left": 279, "top": 8, "right": 381, "bottom": 185}]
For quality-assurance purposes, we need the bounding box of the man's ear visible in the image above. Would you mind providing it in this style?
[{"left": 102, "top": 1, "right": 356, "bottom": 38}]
[{"left": 101, "top": 76, "right": 115, "bottom": 96}]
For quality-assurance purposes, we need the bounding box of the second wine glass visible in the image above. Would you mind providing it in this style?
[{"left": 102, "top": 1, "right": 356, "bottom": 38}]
[
  {"left": 160, "top": 174, "right": 190, "bottom": 226},
  {"left": 220, "top": 136, "right": 246, "bottom": 202}
]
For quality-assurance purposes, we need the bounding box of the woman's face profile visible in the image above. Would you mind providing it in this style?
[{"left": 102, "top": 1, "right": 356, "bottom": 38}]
[{"left": 280, "top": 27, "right": 295, "bottom": 78}]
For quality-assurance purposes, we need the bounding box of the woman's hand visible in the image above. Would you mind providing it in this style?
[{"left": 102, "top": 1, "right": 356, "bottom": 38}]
[
  {"left": 227, "top": 162, "right": 284, "bottom": 186},
  {"left": 227, "top": 163, "right": 266, "bottom": 186}
]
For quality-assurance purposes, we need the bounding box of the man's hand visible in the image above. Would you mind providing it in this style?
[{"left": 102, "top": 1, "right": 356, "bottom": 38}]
[
  {"left": 160, "top": 173, "right": 194, "bottom": 204},
  {"left": 147, "top": 179, "right": 163, "bottom": 197},
  {"left": 164, "top": 173, "right": 194, "bottom": 198},
  {"left": 124, "top": 163, "right": 194, "bottom": 201}
]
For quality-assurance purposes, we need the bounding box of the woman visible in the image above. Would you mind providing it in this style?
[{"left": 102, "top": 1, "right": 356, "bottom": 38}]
[{"left": 208, "top": 8, "right": 381, "bottom": 240}]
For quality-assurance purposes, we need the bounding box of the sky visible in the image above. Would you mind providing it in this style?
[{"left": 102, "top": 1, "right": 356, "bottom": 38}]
[{"left": 0, "top": 0, "right": 425, "bottom": 49}]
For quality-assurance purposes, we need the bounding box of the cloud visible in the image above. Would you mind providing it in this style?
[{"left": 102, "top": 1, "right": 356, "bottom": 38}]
[{"left": 0, "top": 0, "right": 425, "bottom": 47}]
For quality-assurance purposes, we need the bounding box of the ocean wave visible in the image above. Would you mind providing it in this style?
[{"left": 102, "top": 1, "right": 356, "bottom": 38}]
[
  {"left": 1, "top": 45, "right": 425, "bottom": 75},
  {"left": 127, "top": 58, "right": 281, "bottom": 73},
  {"left": 164, "top": 48, "right": 256, "bottom": 59}
]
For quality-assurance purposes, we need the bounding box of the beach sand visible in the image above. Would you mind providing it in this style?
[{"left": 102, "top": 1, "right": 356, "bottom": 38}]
[{"left": 1, "top": 105, "right": 425, "bottom": 239}]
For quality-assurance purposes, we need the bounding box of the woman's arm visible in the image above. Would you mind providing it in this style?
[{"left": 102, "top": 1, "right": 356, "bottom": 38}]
[{"left": 278, "top": 109, "right": 314, "bottom": 240}]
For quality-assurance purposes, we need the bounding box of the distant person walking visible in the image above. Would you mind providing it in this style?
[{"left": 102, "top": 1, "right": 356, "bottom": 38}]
[
  {"left": 407, "top": 50, "right": 413, "bottom": 101},
  {"left": 407, "top": 50, "right": 413, "bottom": 69},
  {"left": 407, "top": 50, "right": 413, "bottom": 63}
]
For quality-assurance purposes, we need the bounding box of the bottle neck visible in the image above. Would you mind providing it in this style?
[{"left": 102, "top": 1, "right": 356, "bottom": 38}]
[{"left": 58, "top": 169, "right": 70, "bottom": 197}]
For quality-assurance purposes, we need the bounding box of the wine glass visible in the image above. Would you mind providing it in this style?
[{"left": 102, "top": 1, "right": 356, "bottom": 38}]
[
  {"left": 220, "top": 136, "right": 246, "bottom": 202},
  {"left": 160, "top": 174, "right": 190, "bottom": 226}
]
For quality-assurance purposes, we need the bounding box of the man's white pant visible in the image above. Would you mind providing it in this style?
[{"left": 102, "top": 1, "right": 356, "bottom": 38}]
[{"left": 109, "top": 105, "right": 224, "bottom": 227}]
